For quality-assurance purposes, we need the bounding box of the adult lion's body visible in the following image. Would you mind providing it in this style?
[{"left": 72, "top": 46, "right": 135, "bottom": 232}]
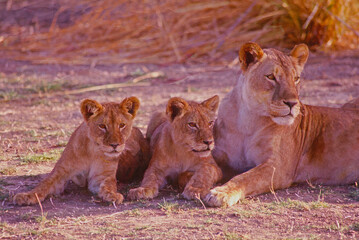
[
  {"left": 205, "top": 42, "right": 359, "bottom": 207},
  {"left": 14, "top": 97, "right": 147, "bottom": 205},
  {"left": 128, "top": 96, "right": 222, "bottom": 201}
]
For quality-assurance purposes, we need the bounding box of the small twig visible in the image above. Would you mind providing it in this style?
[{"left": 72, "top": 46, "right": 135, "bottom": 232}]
[
  {"left": 34, "top": 193, "right": 44, "bottom": 218},
  {"left": 55, "top": 82, "right": 150, "bottom": 96},
  {"left": 323, "top": 7, "right": 359, "bottom": 38},
  {"left": 317, "top": 189, "right": 323, "bottom": 202},
  {"left": 206, "top": 229, "right": 216, "bottom": 240},
  {"left": 49, "top": 197, "right": 55, "bottom": 207},
  {"left": 49, "top": 6, "right": 66, "bottom": 33},
  {"left": 112, "top": 201, "right": 117, "bottom": 209},
  {"left": 171, "top": 76, "right": 189, "bottom": 85},
  {"left": 306, "top": 178, "right": 316, "bottom": 189},
  {"left": 303, "top": 3, "right": 319, "bottom": 29},
  {"left": 34, "top": 82, "right": 150, "bottom": 99},
  {"left": 336, "top": 220, "right": 340, "bottom": 229},
  {"left": 195, "top": 193, "right": 206, "bottom": 210},
  {"left": 270, "top": 166, "right": 279, "bottom": 202},
  {"left": 132, "top": 71, "right": 165, "bottom": 83}
]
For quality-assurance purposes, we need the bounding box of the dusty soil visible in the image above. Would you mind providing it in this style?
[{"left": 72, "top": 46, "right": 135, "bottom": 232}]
[{"left": 1, "top": 53, "right": 359, "bottom": 239}]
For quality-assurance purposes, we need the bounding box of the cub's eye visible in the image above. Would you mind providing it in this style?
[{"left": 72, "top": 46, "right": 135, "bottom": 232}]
[
  {"left": 209, "top": 121, "right": 215, "bottom": 127},
  {"left": 188, "top": 122, "right": 197, "bottom": 128},
  {"left": 119, "top": 123, "right": 126, "bottom": 129},
  {"left": 98, "top": 124, "right": 107, "bottom": 131},
  {"left": 294, "top": 76, "right": 300, "bottom": 84},
  {"left": 265, "top": 74, "right": 276, "bottom": 81}
]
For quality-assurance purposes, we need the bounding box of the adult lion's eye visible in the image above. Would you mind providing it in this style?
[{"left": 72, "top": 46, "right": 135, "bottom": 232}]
[
  {"left": 294, "top": 76, "right": 300, "bottom": 84},
  {"left": 98, "top": 124, "right": 107, "bottom": 131},
  {"left": 188, "top": 122, "right": 197, "bottom": 128},
  {"left": 209, "top": 121, "right": 214, "bottom": 127},
  {"left": 119, "top": 123, "right": 126, "bottom": 129},
  {"left": 265, "top": 74, "right": 276, "bottom": 81}
]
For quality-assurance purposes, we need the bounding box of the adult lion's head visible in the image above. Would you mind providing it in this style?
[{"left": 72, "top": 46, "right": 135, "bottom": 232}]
[{"left": 238, "top": 42, "right": 309, "bottom": 125}]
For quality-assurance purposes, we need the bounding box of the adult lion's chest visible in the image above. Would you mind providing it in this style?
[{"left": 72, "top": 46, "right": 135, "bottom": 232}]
[
  {"left": 241, "top": 130, "right": 276, "bottom": 171},
  {"left": 215, "top": 117, "right": 276, "bottom": 173}
]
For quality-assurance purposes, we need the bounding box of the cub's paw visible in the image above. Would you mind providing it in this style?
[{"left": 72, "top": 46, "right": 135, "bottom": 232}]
[
  {"left": 182, "top": 186, "right": 208, "bottom": 200},
  {"left": 13, "top": 192, "right": 39, "bottom": 206},
  {"left": 127, "top": 187, "right": 157, "bottom": 200},
  {"left": 100, "top": 192, "right": 124, "bottom": 205},
  {"left": 204, "top": 186, "right": 242, "bottom": 207}
]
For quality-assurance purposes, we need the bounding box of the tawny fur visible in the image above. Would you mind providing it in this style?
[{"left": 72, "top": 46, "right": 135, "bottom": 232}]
[
  {"left": 116, "top": 127, "right": 150, "bottom": 183},
  {"left": 13, "top": 97, "right": 147, "bottom": 205},
  {"left": 128, "top": 96, "right": 222, "bottom": 201},
  {"left": 205, "top": 42, "right": 359, "bottom": 207}
]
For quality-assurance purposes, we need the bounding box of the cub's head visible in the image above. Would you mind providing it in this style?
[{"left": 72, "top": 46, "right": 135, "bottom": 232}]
[
  {"left": 166, "top": 95, "right": 219, "bottom": 157},
  {"left": 81, "top": 97, "right": 140, "bottom": 158},
  {"left": 238, "top": 42, "right": 309, "bottom": 125}
]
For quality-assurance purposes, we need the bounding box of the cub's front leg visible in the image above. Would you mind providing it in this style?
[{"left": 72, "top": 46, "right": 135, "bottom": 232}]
[
  {"left": 128, "top": 161, "right": 166, "bottom": 200},
  {"left": 98, "top": 176, "right": 124, "bottom": 204},
  {"left": 88, "top": 163, "right": 124, "bottom": 204},
  {"left": 182, "top": 160, "right": 222, "bottom": 200},
  {"left": 13, "top": 162, "right": 74, "bottom": 205}
]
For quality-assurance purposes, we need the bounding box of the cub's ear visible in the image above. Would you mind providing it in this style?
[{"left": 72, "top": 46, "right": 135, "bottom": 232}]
[
  {"left": 120, "top": 96, "right": 140, "bottom": 119},
  {"left": 81, "top": 99, "right": 103, "bottom": 122},
  {"left": 239, "top": 42, "right": 264, "bottom": 71},
  {"left": 201, "top": 95, "right": 219, "bottom": 112},
  {"left": 166, "top": 97, "right": 189, "bottom": 121},
  {"left": 290, "top": 43, "right": 309, "bottom": 70}
]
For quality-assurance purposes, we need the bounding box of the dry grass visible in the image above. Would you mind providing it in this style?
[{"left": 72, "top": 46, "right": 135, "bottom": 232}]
[{"left": 1, "top": 0, "right": 359, "bottom": 65}]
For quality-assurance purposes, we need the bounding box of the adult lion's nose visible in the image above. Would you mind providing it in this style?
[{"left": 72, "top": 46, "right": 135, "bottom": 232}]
[{"left": 283, "top": 100, "right": 298, "bottom": 109}]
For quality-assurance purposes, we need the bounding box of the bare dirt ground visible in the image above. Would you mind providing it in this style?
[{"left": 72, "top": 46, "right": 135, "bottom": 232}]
[{"left": 1, "top": 53, "right": 359, "bottom": 239}]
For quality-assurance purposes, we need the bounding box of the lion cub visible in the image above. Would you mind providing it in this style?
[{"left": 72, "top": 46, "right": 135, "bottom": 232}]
[
  {"left": 128, "top": 96, "right": 222, "bottom": 201},
  {"left": 14, "top": 97, "right": 146, "bottom": 205}
]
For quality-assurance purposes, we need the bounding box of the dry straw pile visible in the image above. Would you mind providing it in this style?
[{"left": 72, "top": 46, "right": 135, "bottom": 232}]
[{"left": 1, "top": 0, "right": 358, "bottom": 65}]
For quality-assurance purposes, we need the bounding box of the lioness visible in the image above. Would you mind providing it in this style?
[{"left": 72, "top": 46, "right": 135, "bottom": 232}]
[
  {"left": 128, "top": 96, "right": 222, "bottom": 200},
  {"left": 205, "top": 42, "right": 359, "bottom": 207},
  {"left": 14, "top": 97, "right": 147, "bottom": 205}
]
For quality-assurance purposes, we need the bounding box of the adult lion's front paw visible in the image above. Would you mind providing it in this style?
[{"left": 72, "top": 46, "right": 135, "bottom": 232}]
[
  {"left": 127, "top": 187, "right": 158, "bottom": 200},
  {"left": 182, "top": 185, "right": 208, "bottom": 200},
  {"left": 204, "top": 186, "right": 242, "bottom": 207}
]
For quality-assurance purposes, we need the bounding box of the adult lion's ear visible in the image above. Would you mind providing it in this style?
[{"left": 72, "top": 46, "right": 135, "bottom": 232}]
[
  {"left": 239, "top": 42, "right": 264, "bottom": 71},
  {"left": 166, "top": 97, "right": 189, "bottom": 121},
  {"left": 290, "top": 43, "right": 309, "bottom": 70},
  {"left": 81, "top": 99, "right": 103, "bottom": 121},
  {"left": 201, "top": 95, "right": 219, "bottom": 112},
  {"left": 120, "top": 96, "right": 140, "bottom": 119}
]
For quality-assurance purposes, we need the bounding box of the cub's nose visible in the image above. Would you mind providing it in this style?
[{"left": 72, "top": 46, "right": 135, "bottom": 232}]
[
  {"left": 203, "top": 140, "right": 213, "bottom": 145},
  {"left": 283, "top": 100, "right": 298, "bottom": 109},
  {"left": 110, "top": 143, "right": 119, "bottom": 149}
]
